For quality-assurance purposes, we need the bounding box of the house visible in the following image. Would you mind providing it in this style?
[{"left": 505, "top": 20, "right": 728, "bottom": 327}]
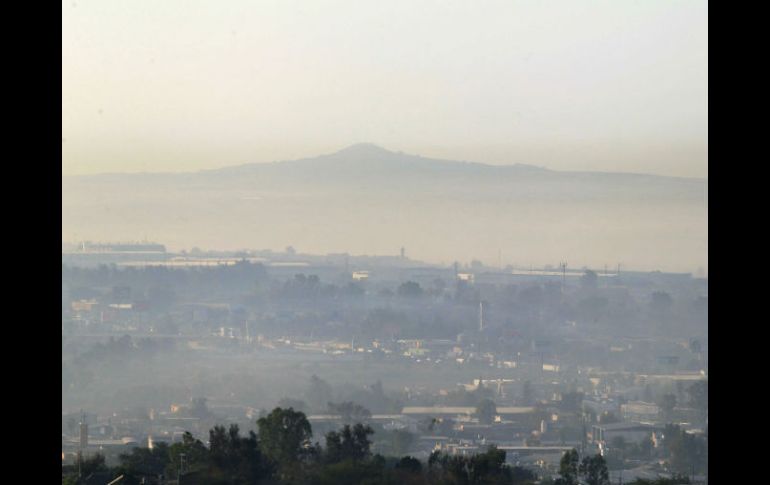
[
  {"left": 591, "top": 422, "right": 663, "bottom": 445},
  {"left": 620, "top": 401, "right": 660, "bottom": 421}
]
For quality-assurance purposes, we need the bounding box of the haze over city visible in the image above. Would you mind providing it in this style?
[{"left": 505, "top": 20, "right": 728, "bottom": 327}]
[
  {"left": 62, "top": 143, "right": 707, "bottom": 274},
  {"left": 62, "top": 2, "right": 707, "bottom": 484}
]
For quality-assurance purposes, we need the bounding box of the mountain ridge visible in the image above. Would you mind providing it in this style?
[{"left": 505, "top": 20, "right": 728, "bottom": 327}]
[
  {"left": 62, "top": 143, "right": 707, "bottom": 272},
  {"left": 64, "top": 144, "right": 706, "bottom": 183},
  {"left": 205, "top": 143, "right": 550, "bottom": 177}
]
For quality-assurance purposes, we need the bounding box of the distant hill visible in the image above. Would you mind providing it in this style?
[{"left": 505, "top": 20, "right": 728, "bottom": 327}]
[
  {"left": 62, "top": 144, "right": 707, "bottom": 272},
  {"left": 197, "top": 143, "right": 703, "bottom": 195},
  {"left": 209, "top": 143, "right": 547, "bottom": 177}
]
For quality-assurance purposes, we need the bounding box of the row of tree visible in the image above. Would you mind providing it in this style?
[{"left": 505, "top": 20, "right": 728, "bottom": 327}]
[
  {"left": 64, "top": 406, "right": 535, "bottom": 484},
  {"left": 62, "top": 406, "right": 701, "bottom": 485}
]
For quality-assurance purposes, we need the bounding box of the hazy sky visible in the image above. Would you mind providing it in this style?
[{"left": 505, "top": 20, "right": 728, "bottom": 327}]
[{"left": 62, "top": 0, "right": 707, "bottom": 177}]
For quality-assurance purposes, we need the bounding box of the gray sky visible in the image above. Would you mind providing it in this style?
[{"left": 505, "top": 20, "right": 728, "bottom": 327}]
[{"left": 62, "top": 0, "right": 708, "bottom": 177}]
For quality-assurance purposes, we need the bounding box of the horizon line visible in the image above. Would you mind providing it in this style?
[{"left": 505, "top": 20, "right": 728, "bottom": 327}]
[{"left": 62, "top": 143, "right": 708, "bottom": 181}]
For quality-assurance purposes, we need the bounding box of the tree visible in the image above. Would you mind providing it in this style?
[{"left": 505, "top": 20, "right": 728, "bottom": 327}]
[
  {"left": 395, "top": 456, "right": 422, "bottom": 473},
  {"left": 638, "top": 433, "right": 654, "bottom": 460},
  {"left": 397, "top": 281, "right": 423, "bottom": 298},
  {"left": 467, "top": 445, "right": 509, "bottom": 483},
  {"left": 324, "top": 423, "right": 374, "bottom": 463},
  {"left": 581, "top": 270, "right": 599, "bottom": 289},
  {"left": 118, "top": 443, "right": 171, "bottom": 481},
  {"left": 560, "top": 391, "right": 584, "bottom": 412},
  {"left": 611, "top": 436, "right": 626, "bottom": 453},
  {"left": 257, "top": 407, "right": 313, "bottom": 474},
  {"left": 658, "top": 393, "right": 677, "bottom": 421},
  {"left": 555, "top": 449, "right": 579, "bottom": 485},
  {"left": 208, "top": 425, "right": 234, "bottom": 469},
  {"left": 305, "top": 375, "right": 334, "bottom": 412},
  {"left": 579, "top": 454, "right": 610, "bottom": 485},
  {"left": 651, "top": 291, "right": 673, "bottom": 314},
  {"left": 628, "top": 475, "right": 691, "bottom": 485},
  {"left": 663, "top": 425, "right": 707, "bottom": 475},
  {"left": 80, "top": 453, "right": 108, "bottom": 477},
  {"left": 390, "top": 429, "right": 416, "bottom": 456},
  {"left": 428, "top": 446, "right": 512, "bottom": 484},
  {"left": 190, "top": 397, "right": 212, "bottom": 419},
  {"left": 475, "top": 398, "right": 497, "bottom": 425},
  {"left": 343, "top": 282, "right": 365, "bottom": 298},
  {"left": 278, "top": 398, "right": 308, "bottom": 412},
  {"left": 432, "top": 278, "right": 447, "bottom": 295},
  {"left": 207, "top": 424, "right": 268, "bottom": 482},
  {"left": 511, "top": 465, "right": 538, "bottom": 484},
  {"left": 167, "top": 432, "right": 209, "bottom": 478},
  {"left": 62, "top": 476, "right": 79, "bottom": 485},
  {"left": 309, "top": 457, "right": 387, "bottom": 485},
  {"left": 521, "top": 380, "right": 534, "bottom": 406},
  {"left": 327, "top": 401, "right": 372, "bottom": 424},
  {"left": 577, "top": 296, "right": 609, "bottom": 323},
  {"left": 146, "top": 285, "right": 176, "bottom": 310}
]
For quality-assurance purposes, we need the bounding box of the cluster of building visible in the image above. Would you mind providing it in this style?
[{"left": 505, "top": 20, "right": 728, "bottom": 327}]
[{"left": 63, "top": 244, "right": 708, "bottom": 481}]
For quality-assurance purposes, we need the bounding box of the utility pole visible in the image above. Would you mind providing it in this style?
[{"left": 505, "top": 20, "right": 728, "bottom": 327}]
[
  {"left": 605, "top": 264, "right": 609, "bottom": 288},
  {"left": 540, "top": 351, "right": 544, "bottom": 384},
  {"left": 178, "top": 453, "right": 186, "bottom": 485},
  {"left": 78, "top": 410, "right": 87, "bottom": 479},
  {"left": 478, "top": 301, "right": 484, "bottom": 332}
]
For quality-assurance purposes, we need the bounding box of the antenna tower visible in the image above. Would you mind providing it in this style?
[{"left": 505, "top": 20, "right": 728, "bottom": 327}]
[{"left": 560, "top": 262, "right": 567, "bottom": 292}]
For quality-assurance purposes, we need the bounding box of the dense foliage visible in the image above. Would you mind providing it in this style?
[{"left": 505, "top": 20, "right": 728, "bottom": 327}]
[{"left": 63, "top": 407, "right": 542, "bottom": 485}]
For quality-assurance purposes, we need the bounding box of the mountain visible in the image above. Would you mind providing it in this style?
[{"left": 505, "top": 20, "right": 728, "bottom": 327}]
[
  {"left": 62, "top": 144, "right": 707, "bottom": 272},
  {"left": 202, "top": 143, "right": 701, "bottom": 192},
  {"left": 210, "top": 143, "right": 541, "bottom": 176}
]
